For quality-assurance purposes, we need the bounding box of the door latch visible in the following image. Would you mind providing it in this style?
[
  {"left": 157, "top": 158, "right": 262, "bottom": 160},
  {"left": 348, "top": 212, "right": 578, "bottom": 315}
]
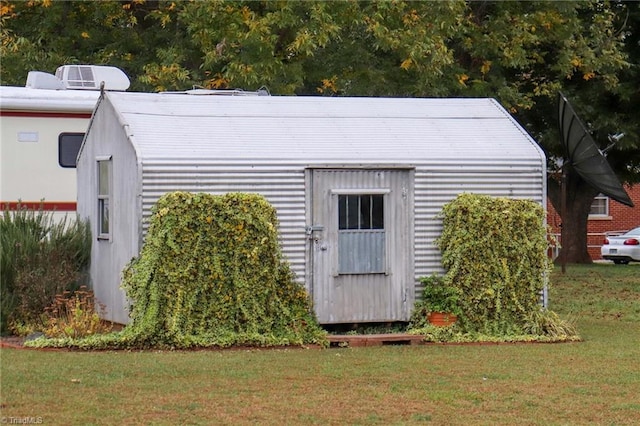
[
  {"left": 306, "top": 225, "right": 325, "bottom": 232},
  {"left": 306, "top": 225, "right": 324, "bottom": 240}
]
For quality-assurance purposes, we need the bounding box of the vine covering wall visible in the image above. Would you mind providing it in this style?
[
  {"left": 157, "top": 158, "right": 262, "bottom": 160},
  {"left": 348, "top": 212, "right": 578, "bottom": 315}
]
[
  {"left": 118, "top": 191, "right": 326, "bottom": 348},
  {"left": 436, "top": 193, "right": 553, "bottom": 335}
]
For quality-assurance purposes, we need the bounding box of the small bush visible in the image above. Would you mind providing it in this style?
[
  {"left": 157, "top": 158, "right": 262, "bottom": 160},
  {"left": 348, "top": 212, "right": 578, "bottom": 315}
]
[
  {"left": 117, "top": 192, "right": 327, "bottom": 349},
  {"left": 409, "top": 193, "right": 580, "bottom": 342},
  {"left": 42, "top": 286, "right": 112, "bottom": 338},
  {"left": 523, "top": 308, "right": 578, "bottom": 338},
  {"left": 417, "top": 275, "right": 462, "bottom": 316}
]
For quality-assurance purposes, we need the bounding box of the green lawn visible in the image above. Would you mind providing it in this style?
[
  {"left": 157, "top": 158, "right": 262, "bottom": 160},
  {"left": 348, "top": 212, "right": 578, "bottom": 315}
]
[{"left": 1, "top": 264, "right": 639, "bottom": 425}]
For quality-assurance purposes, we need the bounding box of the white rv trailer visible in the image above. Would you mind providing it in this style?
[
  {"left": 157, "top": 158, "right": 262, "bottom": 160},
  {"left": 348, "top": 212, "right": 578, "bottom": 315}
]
[{"left": 0, "top": 65, "right": 129, "bottom": 219}]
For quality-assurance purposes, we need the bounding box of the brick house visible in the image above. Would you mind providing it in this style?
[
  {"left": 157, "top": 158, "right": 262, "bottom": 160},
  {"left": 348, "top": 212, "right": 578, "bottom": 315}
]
[{"left": 547, "top": 185, "right": 640, "bottom": 260}]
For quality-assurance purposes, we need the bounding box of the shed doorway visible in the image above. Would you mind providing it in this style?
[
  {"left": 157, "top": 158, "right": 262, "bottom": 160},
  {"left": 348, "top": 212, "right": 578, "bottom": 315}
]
[{"left": 309, "top": 168, "right": 414, "bottom": 323}]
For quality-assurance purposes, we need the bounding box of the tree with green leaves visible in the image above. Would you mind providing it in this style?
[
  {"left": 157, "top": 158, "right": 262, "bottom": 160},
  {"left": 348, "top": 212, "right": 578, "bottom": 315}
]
[
  {"left": 2, "top": 0, "right": 637, "bottom": 262},
  {"left": 448, "top": 1, "right": 639, "bottom": 263}
]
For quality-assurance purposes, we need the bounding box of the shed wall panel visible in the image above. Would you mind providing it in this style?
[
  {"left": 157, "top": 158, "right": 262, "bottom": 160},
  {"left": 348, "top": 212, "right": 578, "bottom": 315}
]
[
  {"left": 77, "top": 99, "right": 139, "bottom": 324},
  {"left": 136, "top": 158, "right": 543, "bottom": 301},
  {"left": 140, "top": 163, "right": 308, "bottom": 283}
]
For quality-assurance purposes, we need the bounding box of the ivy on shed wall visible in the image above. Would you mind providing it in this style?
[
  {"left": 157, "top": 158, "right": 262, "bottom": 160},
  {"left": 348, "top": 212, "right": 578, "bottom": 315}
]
[
  {"left": 119, "top": 191, "right": 326, "bottom": 348},
  {"left": 436, "top": 193, "right": 553, "bottom": 334}
]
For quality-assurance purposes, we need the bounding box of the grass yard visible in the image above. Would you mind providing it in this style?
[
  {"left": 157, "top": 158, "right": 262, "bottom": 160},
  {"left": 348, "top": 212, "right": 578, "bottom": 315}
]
[{"left": 1, "top": 263, "right": 639, "bottom": 425}]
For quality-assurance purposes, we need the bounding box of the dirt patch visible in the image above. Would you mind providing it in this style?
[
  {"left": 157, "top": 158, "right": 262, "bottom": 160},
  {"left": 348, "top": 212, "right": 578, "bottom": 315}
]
[{"left": 0, "top": 336, "right": 26, "bottom": 349}]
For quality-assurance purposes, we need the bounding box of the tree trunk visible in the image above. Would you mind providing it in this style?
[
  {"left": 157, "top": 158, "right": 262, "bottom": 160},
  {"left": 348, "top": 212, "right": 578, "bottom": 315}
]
[{"left": 547, "top": 168, "right": 599, "bottom": 264}]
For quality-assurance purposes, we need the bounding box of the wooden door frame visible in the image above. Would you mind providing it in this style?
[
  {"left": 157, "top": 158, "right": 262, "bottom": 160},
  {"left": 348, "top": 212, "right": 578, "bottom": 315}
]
[{"left": 305, "top": 166, "right": 416, "bottom": 323}]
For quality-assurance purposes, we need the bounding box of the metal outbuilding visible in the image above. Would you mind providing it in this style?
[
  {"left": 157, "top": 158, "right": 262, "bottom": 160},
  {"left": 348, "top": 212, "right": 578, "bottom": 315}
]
[{"left": 77, "top": 91, "right": 546, "bottom": 325}]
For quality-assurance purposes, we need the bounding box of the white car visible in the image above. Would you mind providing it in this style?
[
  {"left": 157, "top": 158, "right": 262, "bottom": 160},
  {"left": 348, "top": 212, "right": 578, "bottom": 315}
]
[{"left": 601, "top": 226, "right": 640, "bottom": 265}]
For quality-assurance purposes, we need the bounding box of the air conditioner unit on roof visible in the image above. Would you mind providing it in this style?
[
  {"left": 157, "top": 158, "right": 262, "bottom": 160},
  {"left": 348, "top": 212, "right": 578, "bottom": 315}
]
[
  {"left": 26, "top": 71, "right": 66, "bottom": 90},
  {"left": 55, "top": 65, "right": 130, "bottom": 91}
]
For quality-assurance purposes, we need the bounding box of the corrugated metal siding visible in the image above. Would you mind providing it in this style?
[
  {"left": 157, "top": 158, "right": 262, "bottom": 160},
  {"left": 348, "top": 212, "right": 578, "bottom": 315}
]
[
  {"left": 122, "top": 93, "right": 546, "bottom": 312},
  {"left": 140, "top": 161, "right": 308, "bottom": 282},
  {"left": 136, "top": 158, "right": 543, "bottom": 317},
  {"left": 413, "top": 161, "right": 545, "bottom": 297},
  {"left": 137, "top": 158, "right": 544, "bottom": 295}
]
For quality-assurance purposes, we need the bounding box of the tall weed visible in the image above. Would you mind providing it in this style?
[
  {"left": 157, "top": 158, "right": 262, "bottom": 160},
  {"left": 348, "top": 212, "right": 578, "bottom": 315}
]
[{"left": 43, "top": 286, "right": 112, "bottom": 338}]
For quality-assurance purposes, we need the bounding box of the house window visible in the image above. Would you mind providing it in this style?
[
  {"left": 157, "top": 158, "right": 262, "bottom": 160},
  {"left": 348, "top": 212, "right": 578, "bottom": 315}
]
[
  {"left": 337, "top": 194, "right": 385, "bottom": 274},
  {"left": 58, "top": 133, "right": 84, "bottom": 168},
  {"left": 589, "top": 194, "right": 609, "bottom": 217},
  {"left": 97, "top": 158, "right": 111, "bottom": 238}
]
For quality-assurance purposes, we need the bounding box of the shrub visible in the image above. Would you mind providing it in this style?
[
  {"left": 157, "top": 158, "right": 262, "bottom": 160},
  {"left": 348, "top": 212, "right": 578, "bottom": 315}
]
[
  {"left": 0, "top": 204, "right": 91, "bottom": 334},
  {"left": 433, "top": 193, "right": 577, "bottom": 339},
  {"left": 523, "top": 308, "right": 578, "bottom": 339},
  {"left": 118, "top": 191, "right": 327, "bottom": 348},
  {"left": 42, "top": 286, "right": 112, "bottom": 338},
  {"left": 417, "top": 275, "right": 462, "bottom": 315}
]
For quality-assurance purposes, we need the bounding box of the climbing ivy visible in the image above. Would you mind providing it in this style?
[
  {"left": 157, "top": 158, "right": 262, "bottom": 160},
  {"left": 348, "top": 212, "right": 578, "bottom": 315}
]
[
  {"left": 435, "top": 193, "right": 556, "bottom": 335},
  {"left": 116, "top": 191, "right": 326, "bottom": 348},
  {"left": 27, "top": 192, "right": 327, "bottom": 349}
]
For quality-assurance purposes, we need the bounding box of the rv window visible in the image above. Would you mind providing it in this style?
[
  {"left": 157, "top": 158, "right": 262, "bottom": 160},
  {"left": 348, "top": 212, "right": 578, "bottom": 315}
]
[
  {"left": 58, "top": 133, "right": 84, "bottom": 168},
  {"left": 97, "top": 159, "right": 111, "bottom": 238}
]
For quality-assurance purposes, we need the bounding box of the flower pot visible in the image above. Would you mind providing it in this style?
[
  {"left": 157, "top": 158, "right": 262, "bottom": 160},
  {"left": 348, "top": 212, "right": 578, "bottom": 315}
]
[{"left": 427, "top": 312, "right": 457, "bottom": 327}]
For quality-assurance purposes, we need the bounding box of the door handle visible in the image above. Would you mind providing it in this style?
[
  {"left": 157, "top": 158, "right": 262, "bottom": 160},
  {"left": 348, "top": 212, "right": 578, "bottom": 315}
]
[{"left": 306, "top": 225, "right": 325, "bottom": 240}]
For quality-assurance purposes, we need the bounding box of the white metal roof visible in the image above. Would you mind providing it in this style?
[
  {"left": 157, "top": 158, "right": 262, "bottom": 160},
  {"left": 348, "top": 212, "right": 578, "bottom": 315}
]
[
  {"left": 100, "top": 91, "right": 544, "bottom": 164},
  {"left": 0, "top": 86, "right": 100, "bottom": 113}
]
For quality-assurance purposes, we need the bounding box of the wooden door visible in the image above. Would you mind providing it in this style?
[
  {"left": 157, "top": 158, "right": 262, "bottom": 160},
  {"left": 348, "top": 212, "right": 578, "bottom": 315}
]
[{"left": 310, "top": 169, "right": 413, "bottom": 323}]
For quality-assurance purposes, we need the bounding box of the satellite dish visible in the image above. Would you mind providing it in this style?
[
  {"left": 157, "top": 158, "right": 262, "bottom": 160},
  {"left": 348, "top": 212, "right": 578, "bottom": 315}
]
[
  {"left": 556, "top": 92, "right": 633, "bottom": 274},
  {"left": 557, "top": 92, "right": 633, "bottom": 207}
]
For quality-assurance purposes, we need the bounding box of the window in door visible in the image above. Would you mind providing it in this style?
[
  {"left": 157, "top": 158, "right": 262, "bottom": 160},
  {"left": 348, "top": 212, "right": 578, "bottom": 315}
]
[{"left": 337, "top": 194, "right": 385, "bottom": 274}]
